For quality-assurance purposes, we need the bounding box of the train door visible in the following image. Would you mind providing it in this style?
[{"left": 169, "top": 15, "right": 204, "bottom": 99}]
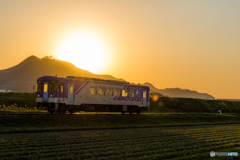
[
  {"left": 68, "top": 83, "right": 74, "bottom": 105},
  {"left": 43, "top": 82, "right": 48, "bottom": 102},
  {"left": 60, "top": 84, "right": 64, "bottom": 101},
  {"left": 143, "top": 90, "right": 147, "bottom": 107}
]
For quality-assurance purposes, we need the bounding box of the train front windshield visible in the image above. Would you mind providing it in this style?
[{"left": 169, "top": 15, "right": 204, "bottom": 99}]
[
  {"left": 37, "top": 80, "right": 59, "bottom": 92},
  {"left": 50, "top": 80, "right": 59, "bottom": 92}
]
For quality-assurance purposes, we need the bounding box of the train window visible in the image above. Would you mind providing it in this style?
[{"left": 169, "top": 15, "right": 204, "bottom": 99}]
[
  {"left": 69, "top": 84, "right": 73, "bottom": 94},
  {"left": 61, "top": 84, "right": 63, "bottom": 92},
  {"left": 115, "top": 88, "right": 120, "bottom": 96},
  {"left": 122, "top": 89, "right": 128, "bottom": 97},
  {"left": 90, "top": 86, "right": 97, "bottom": 95},
  {"left": 44, "top": 83, "right": 48, "bottom": 92},
  {"left": 37, "top": 81, "right": 42, "bottom": 92},
  {"left": 106, "top": 88, "right": 113, "bottom": 96},
  {"left": 50, "top": 81, "right": 59, "bottom": 92},
  {"left": 129, "top": 89, "right": 135, "bottom": 97},
  {"left": 98, "top": 87, "right": 105, "bottom": 95}
]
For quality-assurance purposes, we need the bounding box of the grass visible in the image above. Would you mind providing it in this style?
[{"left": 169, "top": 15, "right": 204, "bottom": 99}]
[
  {"left": 0, "top": 92, "right": 36, "bottom": 109},
  {"left": 0, "top": 104, "right": 47, "bottom": 113},
  {"left": 0, "top": 114, "right": 240, "bottom": 133}
]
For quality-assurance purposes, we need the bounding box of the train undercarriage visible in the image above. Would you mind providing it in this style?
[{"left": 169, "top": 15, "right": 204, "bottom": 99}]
[{"left": 37, "top": 102, "right": 148, "bottom": 115}]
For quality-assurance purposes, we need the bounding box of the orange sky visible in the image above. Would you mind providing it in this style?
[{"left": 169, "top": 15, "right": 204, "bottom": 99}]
[{"left": 1, "top": 0, "right": 240, "bottom": 99}]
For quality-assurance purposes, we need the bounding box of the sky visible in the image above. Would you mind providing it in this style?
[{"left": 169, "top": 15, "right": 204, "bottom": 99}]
[{"left": 1, "top": 0, "right": 240, "bottom": 99}]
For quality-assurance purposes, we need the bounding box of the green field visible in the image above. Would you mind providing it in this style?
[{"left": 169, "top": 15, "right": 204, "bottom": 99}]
[{"left": 1, "top": 124, "right": 239, "bottom": 159}]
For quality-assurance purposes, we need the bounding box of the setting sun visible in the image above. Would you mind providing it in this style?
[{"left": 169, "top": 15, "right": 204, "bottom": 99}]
[{"left": 56, "top": 31, "right": 109, "bottom": 73}]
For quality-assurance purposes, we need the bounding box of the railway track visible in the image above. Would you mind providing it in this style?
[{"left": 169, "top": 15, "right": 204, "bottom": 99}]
[{"left": 0, "top": 113, "right": 238, "bottom": 116}]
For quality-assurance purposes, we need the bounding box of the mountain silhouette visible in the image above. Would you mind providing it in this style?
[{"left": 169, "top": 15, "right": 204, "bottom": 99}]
[
  {"left": 143, "top": 82, "right": 214, "bottom": 100},
  {"left": 0, "top": 55, "right": 122, "bottom": 92},
  {"left": 0, "top": 55, "right": 215, "bottom": 99}
]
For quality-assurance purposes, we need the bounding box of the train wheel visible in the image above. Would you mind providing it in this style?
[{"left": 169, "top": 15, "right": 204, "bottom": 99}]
[
  {"left": 49, "top": 110, "right": 55, "bottom": 115},
  {"left": 59, "top": 108, "right": 66, "bottom": 115},
  {"left": 122, "top": 112, "right": 125, "bottom": 115},
  {"left": 137, "top": 109, "right": 141, "bottom": 115},
  {"left": 69, "top": 110, "right": 74, "bottom": 115},
  {"left": 57, "top": 110, "right": 61, "bottom": 114}
]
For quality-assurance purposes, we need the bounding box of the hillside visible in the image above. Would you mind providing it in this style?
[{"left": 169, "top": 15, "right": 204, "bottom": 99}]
[
  {"left": 0, "top": 55, "right": 215, "bottom": 99},
  {"left": 0, "top": 56, "right": 122, "bottom": 92},
  {"left": 144, "top": 83, "right": 214, "bottom": 100}
]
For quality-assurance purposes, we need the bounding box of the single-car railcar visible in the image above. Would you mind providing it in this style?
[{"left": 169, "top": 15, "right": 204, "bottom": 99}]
[{"left": 36, "top": 76, "right": 150, "bottom": 114}]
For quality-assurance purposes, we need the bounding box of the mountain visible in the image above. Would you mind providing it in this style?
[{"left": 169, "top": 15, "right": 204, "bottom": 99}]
[
  {"left": 0, "top": 55, "right": 123, "bottom": 92},
  {"left": 0, "top": 55, "right": 215, "bottom": 99},
  {"left": 144, "top": 82, "right": 215, "bottom": 100}
]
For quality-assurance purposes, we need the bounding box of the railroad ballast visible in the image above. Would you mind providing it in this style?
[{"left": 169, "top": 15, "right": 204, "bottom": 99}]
[{"left": 36, "top": 76, "right": 150, "bottom": 114}]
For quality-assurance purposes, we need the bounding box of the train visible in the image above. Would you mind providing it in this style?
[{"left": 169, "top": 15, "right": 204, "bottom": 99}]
[{"left": 36, "top": 76, "right": 150, "bottom": 114}]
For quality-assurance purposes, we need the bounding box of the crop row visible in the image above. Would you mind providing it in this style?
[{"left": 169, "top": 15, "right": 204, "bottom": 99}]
[
  {"left": 1, "top": 125, "right": 240, "bottom": 159},
  {"left": 1, "top": 131, "right": 239, "bottom": 153},
  {"left": 1, "top": 131, "right": 239, "bottom": 156},
  {"left": 1, "top": 129, "right": 239, "bottom": 153},
  {"left": 1, "top": 126, "right": 238, "bottom": 147},
  {"left": 2, "top": 135, "right": 239, "bottom": 158}
]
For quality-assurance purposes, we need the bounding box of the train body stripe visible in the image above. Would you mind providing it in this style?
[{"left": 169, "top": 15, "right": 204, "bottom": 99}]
[
  {"left": 110, "top": 95, "right": 115, "bottom": 100},
  {"left": 79, "top": 82, "right": 88, "bottom": 92},
  {"left": 113, "top": 96, "right": 119, "bottom": 100},
  {"left": 74, "top": 82, "right": 87, "bottom": 94},
  {"left": 76, "top": 83, "right": 91, "bottom": 97}
]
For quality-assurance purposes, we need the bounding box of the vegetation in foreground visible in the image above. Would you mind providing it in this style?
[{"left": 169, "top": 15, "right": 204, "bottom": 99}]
[
  {"left": 0, "top": 92, "right": 36, "bottom": 110},
  {"left": 0, "top": 124, "right": 239, "bottom": 159},
  {"left": 150, "top": 96, "right": 240, "bottom": 113},
  {"left": 0, "top": 104, "right": 47, "bottom": 113}
]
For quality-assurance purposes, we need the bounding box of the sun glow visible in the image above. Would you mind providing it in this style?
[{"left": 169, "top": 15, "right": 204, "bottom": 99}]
[{"left": 56, "top": 31, "right": 109, "bottom": 73}]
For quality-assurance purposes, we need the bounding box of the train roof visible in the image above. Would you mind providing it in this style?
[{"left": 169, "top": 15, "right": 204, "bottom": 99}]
[{"left": 37, "top": 76, "right": 149, "bottom": 88}]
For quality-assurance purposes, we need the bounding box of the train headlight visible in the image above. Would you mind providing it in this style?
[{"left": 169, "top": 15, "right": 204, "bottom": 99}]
[
  {"left": 37, "top": 95, "right": 40, "bottom": 97},
  {"left": 50, "top": 95, "right": 52, "bottom": 97}
]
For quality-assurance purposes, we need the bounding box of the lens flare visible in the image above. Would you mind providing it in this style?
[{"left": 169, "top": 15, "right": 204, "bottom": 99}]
[{"left": 152, "top": 94, "right": 159, "bottom": 102}]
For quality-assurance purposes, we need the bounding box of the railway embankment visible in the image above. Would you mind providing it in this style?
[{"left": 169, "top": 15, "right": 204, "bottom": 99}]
[{"left": 1, "top": 114, "right": 240, "bottom": 133}]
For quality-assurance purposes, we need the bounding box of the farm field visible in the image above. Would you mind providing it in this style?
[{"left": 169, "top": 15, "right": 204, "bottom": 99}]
[{"left": 0, "top": 124, "right": 239, "bottom": 159}]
